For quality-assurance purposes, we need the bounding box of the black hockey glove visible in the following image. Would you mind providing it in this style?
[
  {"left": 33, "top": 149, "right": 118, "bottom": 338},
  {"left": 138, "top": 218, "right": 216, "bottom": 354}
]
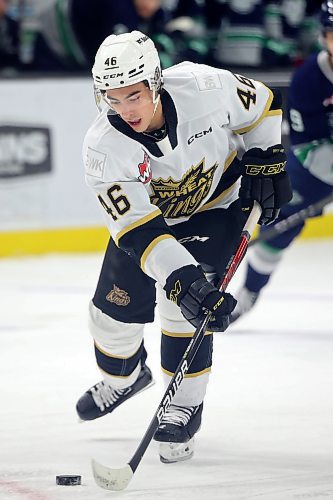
[
  {"left": 239, "top": 145, "right": 292, "bottom": 225},
  {"left": 164, "top": 264, "right": 237, "bottom": 332}
]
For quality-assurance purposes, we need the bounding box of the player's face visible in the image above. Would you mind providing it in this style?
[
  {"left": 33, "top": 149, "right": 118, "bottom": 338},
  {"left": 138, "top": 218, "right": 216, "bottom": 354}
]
[
  {"left": 324, "top": 31, "right": 333, "bottom": 62},
  {"left": 0, "top": 0, "right": 8, "bottom": 16},
  {"left": 133, "top": 0, "right": 160, "bottom": 19},
  {"left": 105, "top": 82, "right": 158, "bottom": 132}
]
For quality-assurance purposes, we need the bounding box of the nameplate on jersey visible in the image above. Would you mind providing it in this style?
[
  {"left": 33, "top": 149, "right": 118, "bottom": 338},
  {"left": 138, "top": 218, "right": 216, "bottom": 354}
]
[
  {"left": 194, "top": 73, "right": 222, "bottom": 92},
  {"left": 85, "top": 147, "right": 106, "bottom": 178}
]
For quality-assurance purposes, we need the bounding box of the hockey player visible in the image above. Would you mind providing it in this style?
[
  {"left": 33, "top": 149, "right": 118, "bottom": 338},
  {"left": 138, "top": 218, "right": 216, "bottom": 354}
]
[
  {"left": 230, "top": 0, "right": 333, "bottom": 324},
  {"left": 76, "top": 31, "right": 292, "bottom": 463}
]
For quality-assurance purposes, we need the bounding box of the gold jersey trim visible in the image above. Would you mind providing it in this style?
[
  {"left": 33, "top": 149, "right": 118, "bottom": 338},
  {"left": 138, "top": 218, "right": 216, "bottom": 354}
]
[
  {"left": 161, "top": 328, "right": 213, "bottom": 338},
  {"left": 233, "top": 86, "right": 274, "bottom": 134},
  {"left": 197, "top": 150, "right": 238, "bottom": 213},
  {"left": 266, "top": 109, "right": 282, "bottom": 117},
  {"left": 140, "top": 234, "right": 176, "bottom": 272},
  {"left": 162, "top": 366, "right": 211, "bottom": 378},
  {"left": 94, "top": 340, "right": 141, "bottom": 360},
  {"left": 197, "top": 181, "right": 238, "bottom": 213},
  {"left": 115, "top": 208, "right": 162, "bottom": 246},
  {"left": 220, "top": 150, "right": 237, "bottom": 174}
]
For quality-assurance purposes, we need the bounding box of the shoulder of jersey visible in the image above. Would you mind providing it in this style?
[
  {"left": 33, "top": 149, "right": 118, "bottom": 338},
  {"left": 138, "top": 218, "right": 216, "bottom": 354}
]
[
  {"left": 163, "top": 61, "right": 229, "bottom": 88},
  {"left": 163, "top": 61, "right": 230, "bottom": 118},
  {"left": 83, "top": 108, "right": 142, "bottom": 181}
]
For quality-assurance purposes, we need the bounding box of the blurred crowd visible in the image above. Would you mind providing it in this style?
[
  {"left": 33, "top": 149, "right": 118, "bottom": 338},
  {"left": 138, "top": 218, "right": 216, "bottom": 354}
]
[{"left": 0, "top": 0, "right": 324, "bottom": 74}]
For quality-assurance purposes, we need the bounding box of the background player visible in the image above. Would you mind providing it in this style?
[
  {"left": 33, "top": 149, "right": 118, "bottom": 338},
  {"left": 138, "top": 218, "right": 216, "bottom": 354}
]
[{"left": 231, "top": 0, "right": 333, "bottom": 324}]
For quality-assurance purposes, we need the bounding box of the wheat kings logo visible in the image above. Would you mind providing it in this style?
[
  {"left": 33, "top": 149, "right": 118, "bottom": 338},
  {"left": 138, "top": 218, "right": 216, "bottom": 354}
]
[
  {"left": 150, "top": 159, "right": 219, "bottom": 218},
  {"left": 106, "top": 285, "right": 131, "bottom": 306}
]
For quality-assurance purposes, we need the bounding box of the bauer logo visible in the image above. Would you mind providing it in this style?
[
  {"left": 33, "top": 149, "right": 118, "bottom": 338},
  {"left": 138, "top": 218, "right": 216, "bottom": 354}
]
[
  {"left": 85, "top": 147, "right": 106, "bottom": 178},
  {"left": 0, "top": 125, "right": 51, "bottom": 178}
]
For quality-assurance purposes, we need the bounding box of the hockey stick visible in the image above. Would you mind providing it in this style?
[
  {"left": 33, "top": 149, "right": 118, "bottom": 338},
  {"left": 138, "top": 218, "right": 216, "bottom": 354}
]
[
  {"left": 91, "top": 201, "right": 262, "bottom": 491},
  {"left": 249, "top": 192, "right": 333, "bottom": 247}
]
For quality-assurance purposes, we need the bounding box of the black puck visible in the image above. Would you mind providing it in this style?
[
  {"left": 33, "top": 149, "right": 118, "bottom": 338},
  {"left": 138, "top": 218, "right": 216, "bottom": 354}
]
[{"left": 56, "top": 475, "right": 81, "bottom": 486}]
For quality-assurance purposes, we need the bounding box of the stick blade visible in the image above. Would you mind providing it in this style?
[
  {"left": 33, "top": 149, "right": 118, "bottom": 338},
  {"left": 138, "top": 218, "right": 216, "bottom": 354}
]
[{"left": 91, "top": 459, "right": 133, "bottom": 491}]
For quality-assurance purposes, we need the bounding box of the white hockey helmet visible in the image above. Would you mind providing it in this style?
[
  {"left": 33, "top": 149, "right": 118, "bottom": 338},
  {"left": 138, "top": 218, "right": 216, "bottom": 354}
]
[{"left": 92, "top": 31, "right": 162, "bottom": 97}]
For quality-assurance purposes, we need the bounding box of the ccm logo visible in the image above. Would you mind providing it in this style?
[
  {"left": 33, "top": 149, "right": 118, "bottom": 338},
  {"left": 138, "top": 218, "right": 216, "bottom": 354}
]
[
  {"left": 245, "top": 162, "right": 286, "bottom": 176},
  {"left": 188, "top": 126, "right": 212, "bottom": 145},
  {"left": 103, "top": 73, "right": 124, "bottom": 79}
]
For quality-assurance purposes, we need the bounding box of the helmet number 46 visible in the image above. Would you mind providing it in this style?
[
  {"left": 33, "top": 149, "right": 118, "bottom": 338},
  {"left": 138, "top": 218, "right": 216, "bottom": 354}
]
[{"left": 104, "top": 57, "right": 117, "bottom": 66}]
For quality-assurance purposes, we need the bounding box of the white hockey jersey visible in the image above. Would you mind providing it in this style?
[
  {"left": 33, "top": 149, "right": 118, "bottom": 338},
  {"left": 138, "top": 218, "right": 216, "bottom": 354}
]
[{"left": 83, "top": 62, "right": 282, "bottom": 286}]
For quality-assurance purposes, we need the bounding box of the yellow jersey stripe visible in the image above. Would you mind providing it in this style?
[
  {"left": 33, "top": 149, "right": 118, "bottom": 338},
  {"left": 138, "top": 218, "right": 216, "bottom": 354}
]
[
  {"left": 140, "top": 234, "right": 176, "bottom": 272},
  {"left": 161, "top": 328, "right": 213, "bottom": 338},
  {"left": 115, "top": 208, "right": 161, "bottom": 246},
  {"left": 162, "top": 366, "right": 211, "bottom": 378},
  {"left": 197, "top": 181, "right": 238, "bottom": 213},
  {"left": 197, "top": 150, "right": 238, "bottom": 213},
  {"left": 266, "top": 109, "right": 282, "bottom": 117},
  {"left": 94, "top": 341, "right": 141, "bottom": 360},
  {"left": 233, "top": 86, "right": 274, "bottom": 134}
]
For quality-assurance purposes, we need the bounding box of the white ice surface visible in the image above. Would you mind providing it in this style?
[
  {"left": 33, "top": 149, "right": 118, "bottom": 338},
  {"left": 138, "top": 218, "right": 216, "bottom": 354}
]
[{"left": 0, "top": 240, "right": 332, "bottom": 499}]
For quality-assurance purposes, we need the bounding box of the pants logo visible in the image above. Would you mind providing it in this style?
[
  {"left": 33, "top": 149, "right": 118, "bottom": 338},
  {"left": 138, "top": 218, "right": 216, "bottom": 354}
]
[{"left": 106, "top": 284, "right": 131, "bottom": 306}]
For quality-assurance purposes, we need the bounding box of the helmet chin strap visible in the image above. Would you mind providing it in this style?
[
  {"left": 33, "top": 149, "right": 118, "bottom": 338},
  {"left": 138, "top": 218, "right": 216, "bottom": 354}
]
[
  {"left": 153, "top": 93, "right": 160, "bottom": 115},
  {"left": 147, "top": 93, "right": 163, "bottom": 131}
]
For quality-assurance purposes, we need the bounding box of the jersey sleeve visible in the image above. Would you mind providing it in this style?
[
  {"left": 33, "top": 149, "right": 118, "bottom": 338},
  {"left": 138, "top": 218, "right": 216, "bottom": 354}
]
[
  {"left": 219, "top": 70, "right": 283, "bottom": 149},
  {"left": 84, "top": 138, "right": 198, "bottom": 285}
]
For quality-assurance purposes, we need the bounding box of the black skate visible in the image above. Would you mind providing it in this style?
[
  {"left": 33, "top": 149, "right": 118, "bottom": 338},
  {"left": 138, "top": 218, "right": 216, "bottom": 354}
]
[
  {"left": 154, "top": 403, "right": 203, "bottom": 463},
  {"left": 230, "top": 287, "right": 259, "bottom": 324},
  {"left": 76, "top": 364, "right": 153, "bottom": 421}
]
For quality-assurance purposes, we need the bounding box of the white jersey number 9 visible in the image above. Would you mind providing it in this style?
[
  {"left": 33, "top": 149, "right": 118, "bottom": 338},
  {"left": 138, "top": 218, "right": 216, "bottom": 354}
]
[{"left": 289, "top": 108, "right": 304, "bottom": 132}]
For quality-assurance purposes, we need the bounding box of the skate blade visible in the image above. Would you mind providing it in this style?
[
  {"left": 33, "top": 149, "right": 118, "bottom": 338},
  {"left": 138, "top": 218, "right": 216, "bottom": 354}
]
[{"left": 159, "top": 438, "right": 195, "bottom": 464}]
